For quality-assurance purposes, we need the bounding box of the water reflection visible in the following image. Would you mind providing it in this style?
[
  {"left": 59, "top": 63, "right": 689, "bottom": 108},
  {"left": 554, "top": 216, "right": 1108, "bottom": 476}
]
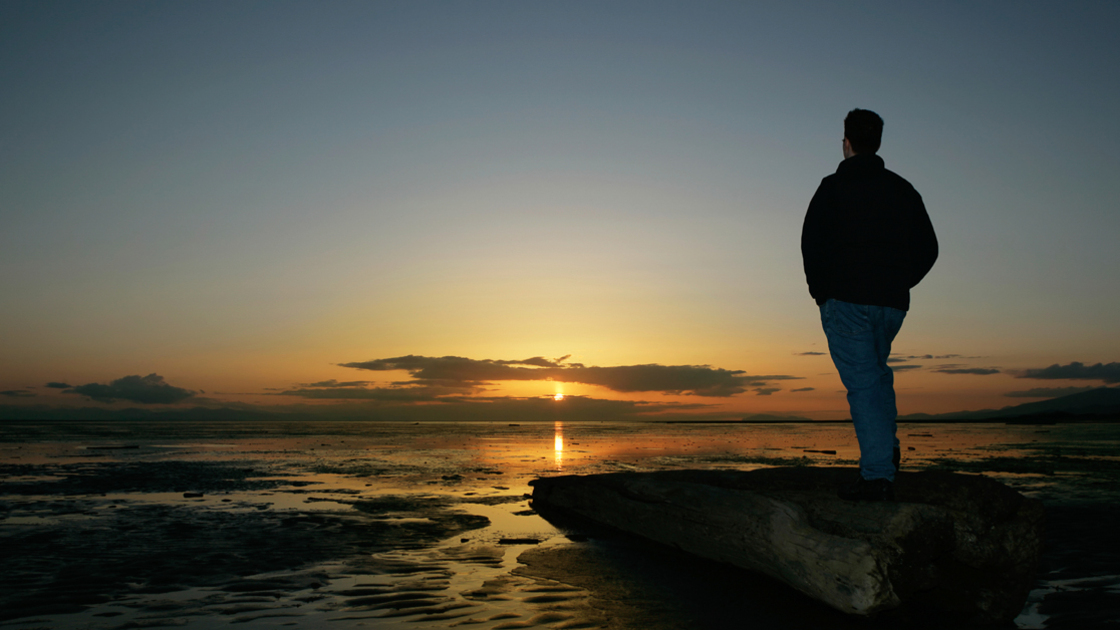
[{"left": 554, "top": 421, "right": 564, "bottom": 470}]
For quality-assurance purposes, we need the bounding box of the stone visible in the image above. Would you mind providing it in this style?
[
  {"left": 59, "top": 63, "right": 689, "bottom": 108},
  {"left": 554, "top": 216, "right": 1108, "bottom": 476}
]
[{"left": 529, "top": 467, "right": 1043, "bottom": 624}]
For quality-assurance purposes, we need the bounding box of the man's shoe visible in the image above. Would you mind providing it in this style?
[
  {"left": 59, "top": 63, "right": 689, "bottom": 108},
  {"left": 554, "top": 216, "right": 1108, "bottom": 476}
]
[{"left": 838, "top": 475, "right": 894, "bottom": 502}]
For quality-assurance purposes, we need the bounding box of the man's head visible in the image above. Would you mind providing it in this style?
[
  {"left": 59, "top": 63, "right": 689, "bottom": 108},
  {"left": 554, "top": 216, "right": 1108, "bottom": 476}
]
[{"left": 843, "top": 109, "right": 883, "bottom": 156}]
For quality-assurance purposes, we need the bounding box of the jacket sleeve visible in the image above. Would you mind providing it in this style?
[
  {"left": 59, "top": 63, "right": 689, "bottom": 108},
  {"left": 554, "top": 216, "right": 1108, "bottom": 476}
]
[
  {"left": 801, "top": 180, "right": 831, "bottom": 303},
  {"left": 907, "top": 189, "right": 938, "bottom": 288}
]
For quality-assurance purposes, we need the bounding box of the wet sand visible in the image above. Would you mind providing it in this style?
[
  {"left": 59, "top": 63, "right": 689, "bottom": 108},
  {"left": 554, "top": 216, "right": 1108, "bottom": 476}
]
[{"left": 1, "top": 420, "right": 1117, "bottom": 629}]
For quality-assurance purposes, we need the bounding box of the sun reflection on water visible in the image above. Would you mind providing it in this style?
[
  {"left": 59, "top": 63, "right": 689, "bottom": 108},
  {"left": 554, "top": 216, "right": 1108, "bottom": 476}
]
[{"left": 554, "top": 421, "right": 563, "bottom": 470}]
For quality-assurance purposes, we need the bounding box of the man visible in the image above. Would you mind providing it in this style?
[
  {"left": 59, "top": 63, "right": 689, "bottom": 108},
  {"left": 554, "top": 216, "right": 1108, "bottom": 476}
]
[{"left": 801, "top": 109, "right": 938, "bottom": 502}]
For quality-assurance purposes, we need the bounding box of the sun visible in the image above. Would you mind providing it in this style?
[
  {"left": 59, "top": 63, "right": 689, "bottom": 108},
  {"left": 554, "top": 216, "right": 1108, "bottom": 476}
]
[{"left": 553, "top": 393, "right": 564, "bottom": 401}]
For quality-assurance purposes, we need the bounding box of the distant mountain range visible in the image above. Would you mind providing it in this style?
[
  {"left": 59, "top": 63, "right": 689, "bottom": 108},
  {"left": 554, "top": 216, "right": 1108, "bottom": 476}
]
[{"left": 899, "top": 386, "right": 1120, "bottom": 422}]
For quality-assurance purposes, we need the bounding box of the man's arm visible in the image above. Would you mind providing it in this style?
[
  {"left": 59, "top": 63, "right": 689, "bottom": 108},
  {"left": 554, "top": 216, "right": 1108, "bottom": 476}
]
[
  {"left": 907, "top": 190, "right": 938, "bottom": 288},
  {"left": 801, "top": 180, "right": 832, "bottom": 304}
]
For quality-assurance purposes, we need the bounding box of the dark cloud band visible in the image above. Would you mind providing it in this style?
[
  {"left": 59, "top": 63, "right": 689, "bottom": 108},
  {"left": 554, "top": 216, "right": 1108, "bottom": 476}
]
[
  {"left": 299, "top": 379, "right": 372, "bottom": 388},
  {"left": 274, "top": 384, "right": 474, "bottom": 401},
  {"left": 63, "top": 374, "right": 194, "bottom": 404},
  {"left": 340, "top": 355, "right": 802, "bottom": 397},
  {"left": 1018, "top": 362, "right": 1120, "bottom": 384},
  {"left": 1004, "top": 387, "right": 1098, "bottom": 399}
]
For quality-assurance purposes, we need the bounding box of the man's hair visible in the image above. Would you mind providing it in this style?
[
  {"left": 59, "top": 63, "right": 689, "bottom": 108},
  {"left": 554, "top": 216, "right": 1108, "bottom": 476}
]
[{"left": 844, "top": 109, "right": 883, "bottom": 155}]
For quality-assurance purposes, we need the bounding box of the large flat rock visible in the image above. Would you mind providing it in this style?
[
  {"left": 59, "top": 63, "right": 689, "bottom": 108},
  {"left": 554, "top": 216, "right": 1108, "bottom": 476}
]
[{"left": 530, "top": 467, "right": 1043, "bottom": 624}]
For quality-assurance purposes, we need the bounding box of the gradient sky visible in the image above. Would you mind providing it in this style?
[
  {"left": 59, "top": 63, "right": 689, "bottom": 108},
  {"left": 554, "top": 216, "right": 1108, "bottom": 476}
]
[{"left": 3, "top": 1, "right": 1119, "bottom": 421}]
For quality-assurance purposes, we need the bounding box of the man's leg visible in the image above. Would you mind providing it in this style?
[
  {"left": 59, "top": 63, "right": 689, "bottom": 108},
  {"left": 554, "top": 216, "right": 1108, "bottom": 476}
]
[{"left": 821, "top": 299, "right": 906, "bottom": 482}]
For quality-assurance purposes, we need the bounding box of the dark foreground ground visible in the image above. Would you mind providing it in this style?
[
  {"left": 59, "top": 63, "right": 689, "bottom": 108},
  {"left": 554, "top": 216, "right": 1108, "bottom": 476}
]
[{"left": 0, "top": 420, "right": 1117, "bottom": 629}]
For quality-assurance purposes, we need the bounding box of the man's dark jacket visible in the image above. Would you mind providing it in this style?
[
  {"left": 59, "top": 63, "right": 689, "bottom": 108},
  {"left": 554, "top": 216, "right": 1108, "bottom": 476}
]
[{"left": 801, "top": 153, "right": 938, "bottom": 311}]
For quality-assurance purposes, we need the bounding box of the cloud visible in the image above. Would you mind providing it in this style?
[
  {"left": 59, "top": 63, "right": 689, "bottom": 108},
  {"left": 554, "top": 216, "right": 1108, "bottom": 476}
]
[
  {"left": 496, "top": 355, "right": 577, "bottom": 368},
  {"left": 299, "top": 379, "right": 372, "bottom": 388},
  {"left": 45, "top": 382, "right": 72, "bottom": 389},
  {"left": 933, "top": 367, "right": 1000, "bottom": 375},
  {"left": 790, "top": 387, "right": 815, "bottom": 392},
  {"left": 797, "top": 352, "right": 827, "bottom": 356},
  {"left": 1, "top": 389, "right": 35, "bottom": 398},
  {"left": 753, "top": 387, "right": 780, "bottom": 396},
  {"left": 553, "top": 365, "right": 799, "bottom": 397},
  {"left": 1004, "top": 387, "right": 1098, "bottom": 399},
  {"left": 65, "top": 374, "right": 195, "bottom": 404},
  {"left": 340, "top": 355, "right": 550, "bottom": 383},
  {"left": 273, "top": 384, "right": 475, "bottom": 401},
  {"left": 889, "top": 354, "right": 963, "bottom": 362},
  {"left": 891, "top": 365, "right": 923, "bottom": 371},
  {"left": 340, "top": 355, "right": 802, "bottom": 397},
  {"left": 1017, "top": 362, "right": 1120, "bottom": 384}
]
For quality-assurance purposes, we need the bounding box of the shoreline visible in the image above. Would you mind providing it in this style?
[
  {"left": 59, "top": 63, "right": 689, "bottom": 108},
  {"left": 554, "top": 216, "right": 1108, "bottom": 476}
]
[{"left": 2, "top": 420, "right": 1117, "bottom": 628}]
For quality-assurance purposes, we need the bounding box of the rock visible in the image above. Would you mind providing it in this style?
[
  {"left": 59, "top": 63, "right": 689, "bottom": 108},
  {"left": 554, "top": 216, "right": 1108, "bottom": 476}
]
[{"left": 529, "top": 467, "right": 1043, "bottom": 624}]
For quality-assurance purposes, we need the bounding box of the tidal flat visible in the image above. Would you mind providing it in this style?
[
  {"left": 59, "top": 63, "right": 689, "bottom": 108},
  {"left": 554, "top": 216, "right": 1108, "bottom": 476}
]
[{"left": 1, "top": 420, "right": 1117, "bottom": 629}]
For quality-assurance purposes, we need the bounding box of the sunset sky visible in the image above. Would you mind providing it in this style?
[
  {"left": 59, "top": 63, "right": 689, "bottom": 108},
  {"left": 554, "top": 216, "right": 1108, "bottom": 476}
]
[{"left": 3, "top": 1, "right": 1119, "bottom": 421}]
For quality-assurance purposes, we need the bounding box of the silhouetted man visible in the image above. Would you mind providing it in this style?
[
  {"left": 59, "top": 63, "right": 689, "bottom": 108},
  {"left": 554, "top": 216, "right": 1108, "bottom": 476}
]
[{"left": 801, "top": 109, "right": 938, "bottom": 501}]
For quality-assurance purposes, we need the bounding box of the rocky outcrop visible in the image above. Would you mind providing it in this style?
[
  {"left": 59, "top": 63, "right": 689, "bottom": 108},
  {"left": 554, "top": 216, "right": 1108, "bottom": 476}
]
[{"left": 530, "top": 468, "right": 1043, "bottom": 624}]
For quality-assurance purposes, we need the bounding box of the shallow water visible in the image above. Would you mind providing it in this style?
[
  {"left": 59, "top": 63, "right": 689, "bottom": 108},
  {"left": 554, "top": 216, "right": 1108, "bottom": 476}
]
[{"left": 1, "top": 420, "right": 1117, "bottom": 629}]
